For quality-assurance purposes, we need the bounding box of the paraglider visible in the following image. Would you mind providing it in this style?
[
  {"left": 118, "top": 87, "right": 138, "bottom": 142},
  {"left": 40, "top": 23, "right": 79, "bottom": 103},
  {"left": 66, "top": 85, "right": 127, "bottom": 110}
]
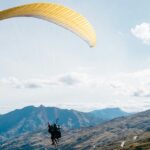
[
  {"left": 48, "top": 122, "right": 61, "bottom": 148},
  {"left": 0, "top": 2, "right": 96, "bottom": 47}
]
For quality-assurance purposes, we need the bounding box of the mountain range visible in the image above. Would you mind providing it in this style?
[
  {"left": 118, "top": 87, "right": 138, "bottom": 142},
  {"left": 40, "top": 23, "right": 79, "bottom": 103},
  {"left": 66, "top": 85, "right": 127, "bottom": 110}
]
[
  {"left": 0, "top": 105, "right": 129, "bottom": 140},
  {"left": 0, "top": 108, "right": 149, "bottom": 150}
]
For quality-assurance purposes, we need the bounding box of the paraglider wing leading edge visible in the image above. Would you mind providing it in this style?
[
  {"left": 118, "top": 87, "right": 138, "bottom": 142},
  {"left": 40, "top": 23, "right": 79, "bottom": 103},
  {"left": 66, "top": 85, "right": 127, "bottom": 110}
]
[{"left": 0, "top": 3, "right": 96, "bottom": 47}]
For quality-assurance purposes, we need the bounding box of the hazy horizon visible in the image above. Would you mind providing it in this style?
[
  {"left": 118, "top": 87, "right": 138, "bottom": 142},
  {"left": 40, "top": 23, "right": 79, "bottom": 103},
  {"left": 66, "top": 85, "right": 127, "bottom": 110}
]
[
  {"left": 0, "top": 0, "right": 150, "bottom": 114},
  {"left": 0, "top": 103, "right": 148, "bottom": 115}
]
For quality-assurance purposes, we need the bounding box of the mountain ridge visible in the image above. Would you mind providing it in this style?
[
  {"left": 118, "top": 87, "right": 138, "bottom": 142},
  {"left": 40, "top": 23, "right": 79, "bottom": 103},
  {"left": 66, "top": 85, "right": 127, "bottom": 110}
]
[
  {"left": 1, "top": 109, "right": 149, "bottom": 150},
  {"left": 0, "top": 105, "right": 129, "bottom": 139}
]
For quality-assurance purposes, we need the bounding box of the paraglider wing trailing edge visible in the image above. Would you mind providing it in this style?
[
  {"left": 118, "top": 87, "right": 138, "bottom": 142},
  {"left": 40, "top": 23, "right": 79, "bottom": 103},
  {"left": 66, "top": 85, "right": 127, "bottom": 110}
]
[{"left": 0, "top": 2, "right": 96, "bottom": 47}]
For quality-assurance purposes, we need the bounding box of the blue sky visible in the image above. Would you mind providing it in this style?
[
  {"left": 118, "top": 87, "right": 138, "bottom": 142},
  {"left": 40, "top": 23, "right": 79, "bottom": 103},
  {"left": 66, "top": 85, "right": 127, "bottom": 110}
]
[{"left": 0, "top": 0, "right": 150, "bottom": 113}]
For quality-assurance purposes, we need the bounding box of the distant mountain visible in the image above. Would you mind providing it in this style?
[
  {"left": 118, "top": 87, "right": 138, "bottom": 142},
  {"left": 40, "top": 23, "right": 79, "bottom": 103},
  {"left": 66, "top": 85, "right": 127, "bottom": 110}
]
[
  {"left": 0, "top": 106, "right": 129, "bottom": 139},
  {"left": 0, "top": 105, "right": 99, "bottom": 138},
  {"left": 1, "top": 109, "right": 149, "bottom": 150},
  {"left": 90, "top": 107, "right": 129, "bottom": 120}
]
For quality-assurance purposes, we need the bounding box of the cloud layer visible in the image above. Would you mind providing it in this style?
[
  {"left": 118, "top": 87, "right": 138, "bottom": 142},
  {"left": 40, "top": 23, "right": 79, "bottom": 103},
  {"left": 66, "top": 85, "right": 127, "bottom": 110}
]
[
  {"left": 0, "top": 72, "right": 90, "bottom": 89},
  {"left": 1, "top": 69, "right": 150, "bottom": 98},
  {"left": 1, "top": 70, "right": 150, "bottom": 112}
]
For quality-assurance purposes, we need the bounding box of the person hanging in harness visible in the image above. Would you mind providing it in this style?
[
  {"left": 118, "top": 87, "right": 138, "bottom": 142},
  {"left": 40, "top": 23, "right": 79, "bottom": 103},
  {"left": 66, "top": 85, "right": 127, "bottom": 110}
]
[{"left": 48, "top": 122, "right": 61, "bottom": 145}]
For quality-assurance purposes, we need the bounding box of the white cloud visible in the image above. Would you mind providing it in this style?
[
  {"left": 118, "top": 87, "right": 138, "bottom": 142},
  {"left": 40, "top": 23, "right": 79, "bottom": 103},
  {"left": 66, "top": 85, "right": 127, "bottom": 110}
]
[
  {"left": 59, "top": 74, "right": 80, "bottom": 85},
  {"left": 132, "top": 88, "right": 150, "bottom": 97},
  {"left": 0, "top": 77, "right": 59, "bottom": 89},
  {"left": 131, "top": 22, "right": 150, "bottom": 44},
  {"left": 1, "top": 69, "right": 150, "bottom": 99},
  {"left": 109, "top": 69, "right": 150, "bottom": 97},
  {"left": 0, "top": 72, "right": 95, "bottom": 89},
  {"left": 58, "top": 72, "right": 89, "bottom": 86}
]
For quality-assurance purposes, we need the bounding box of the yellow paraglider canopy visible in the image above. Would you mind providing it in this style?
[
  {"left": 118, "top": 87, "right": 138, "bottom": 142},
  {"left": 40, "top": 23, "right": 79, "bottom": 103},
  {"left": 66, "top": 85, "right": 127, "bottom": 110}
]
[{"left": 0, "top": 3, "right": 96, "bottom": 47}]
